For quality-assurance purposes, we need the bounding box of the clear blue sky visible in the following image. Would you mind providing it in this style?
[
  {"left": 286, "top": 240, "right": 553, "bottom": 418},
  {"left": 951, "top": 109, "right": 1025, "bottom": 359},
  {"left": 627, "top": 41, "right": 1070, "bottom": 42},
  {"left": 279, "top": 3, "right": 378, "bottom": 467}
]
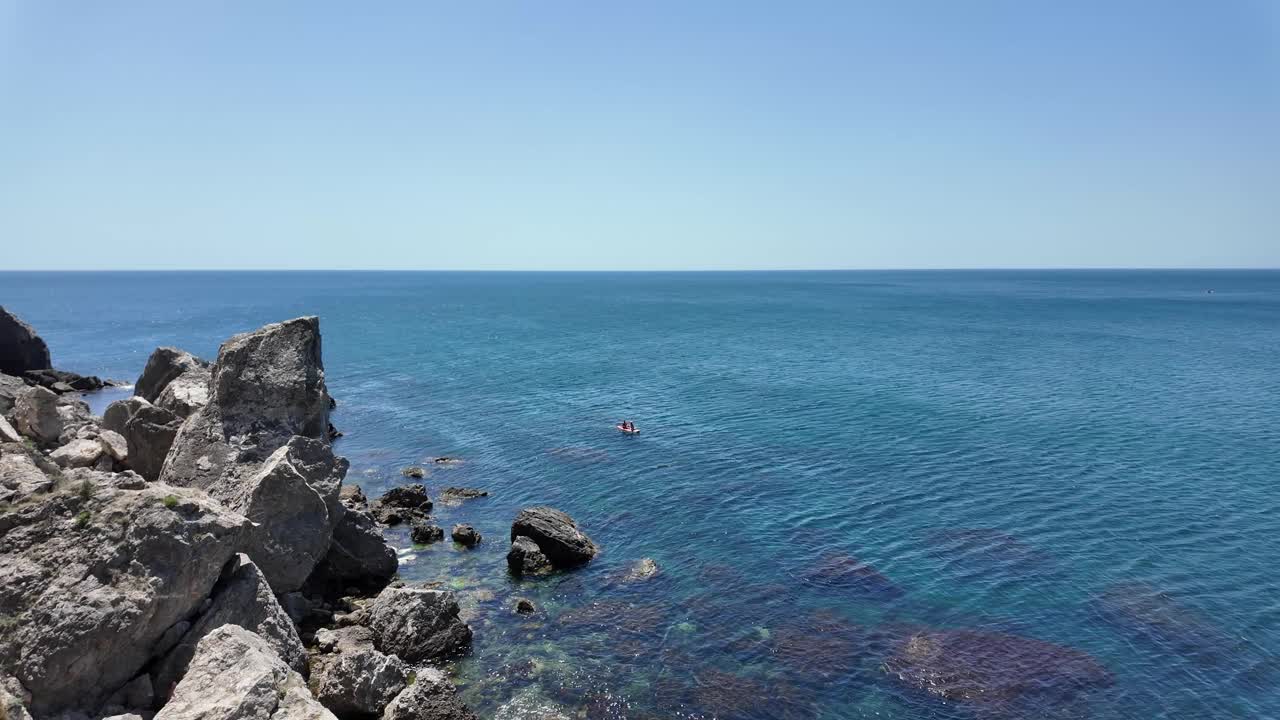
[{"left": 1, "top": 1, "right": 1277, "bottom": 270}]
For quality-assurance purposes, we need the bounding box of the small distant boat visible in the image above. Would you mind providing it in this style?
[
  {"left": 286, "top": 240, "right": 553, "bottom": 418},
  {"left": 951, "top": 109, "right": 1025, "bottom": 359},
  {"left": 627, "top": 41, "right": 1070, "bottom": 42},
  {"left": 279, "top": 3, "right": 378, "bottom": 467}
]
[{"left": 616, "top": 424, "right": 640, "bottom": 435}]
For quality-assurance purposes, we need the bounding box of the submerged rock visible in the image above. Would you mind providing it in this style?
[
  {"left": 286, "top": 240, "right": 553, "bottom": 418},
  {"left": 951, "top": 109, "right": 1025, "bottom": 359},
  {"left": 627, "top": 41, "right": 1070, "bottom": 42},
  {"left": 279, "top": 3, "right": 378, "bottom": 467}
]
[
  {"left": 0, "top": 307, "right": 50, "bottom": 376},
  {"left": 800, "top": 553, "right": 904, "bottom": 598},
  {"left": 769, "top": 610, "right": 864, "bottom": 679},
  {"left": 620, "top": 558, "right": 660, "bottom": 583},
  {"left": 153, "top": 554, "right": 306, "bottom": 701},
  {"left": 883, "top": 628, "right": 1112, "bottom": 712},
  {"left": 401, "top": 466, "right": 425, "bottom": 479},
  {"left": 1093, "top": 582, "right": 1232, "bottom": 659},
  {"left": 0, "top": 482, "right": 248, "bottom": 715},
  {"left": 367, "top": 586, "right": 472, "bottom": 662},
  {"left": 155, "top": 625, "right": 335, "bottom": 720},
  {"left": 510, "top": 506, "right": 598, "bottom": 568}
]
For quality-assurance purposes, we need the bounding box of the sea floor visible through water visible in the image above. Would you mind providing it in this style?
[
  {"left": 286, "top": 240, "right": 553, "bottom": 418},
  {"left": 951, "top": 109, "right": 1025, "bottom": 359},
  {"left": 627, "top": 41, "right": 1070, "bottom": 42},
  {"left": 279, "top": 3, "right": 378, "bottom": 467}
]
[{"left": 5, "top": 270, "right": 1278, "bottom": 719}]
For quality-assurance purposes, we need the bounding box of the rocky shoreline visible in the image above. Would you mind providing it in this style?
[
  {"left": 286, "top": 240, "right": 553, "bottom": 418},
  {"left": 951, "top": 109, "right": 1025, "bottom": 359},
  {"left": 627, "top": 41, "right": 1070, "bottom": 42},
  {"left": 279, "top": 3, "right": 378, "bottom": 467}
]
[{"left": 0, "top": 309, "right": 600, "bottom": 720}]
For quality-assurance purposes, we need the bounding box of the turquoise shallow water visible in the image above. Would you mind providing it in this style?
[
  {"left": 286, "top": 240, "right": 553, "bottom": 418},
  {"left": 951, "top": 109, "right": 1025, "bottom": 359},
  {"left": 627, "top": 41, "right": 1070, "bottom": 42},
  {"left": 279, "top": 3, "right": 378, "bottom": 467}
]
[{"left": 3, "top": 270, "right": 1278, "bottom": 718}]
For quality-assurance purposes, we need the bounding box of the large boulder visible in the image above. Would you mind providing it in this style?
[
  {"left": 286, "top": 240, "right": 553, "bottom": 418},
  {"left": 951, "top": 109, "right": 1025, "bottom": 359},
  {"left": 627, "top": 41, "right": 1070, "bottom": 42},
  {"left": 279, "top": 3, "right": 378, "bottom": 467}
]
[
  {"left": 53, "top": 394, "right": 96, "bottom": 446},
  {"left": 0, "top": 447, "right": 57, "bottom": 506},
  {"left": 205, "top": 436, "right": 346, "bottom": 593},
  {"left": 155, "top": 365, "right": 211, "bottom": 419},
  {"left": 509, "top": 507, "right": 598, "bottom": 568},
  {"left": 366, "top": 586, "right": 472, "bottom": 662},
  {"left": 134, "top": 348, "right": 209, "bottom": 406},
  {"left": 158, "top": 317, "right": 332, "bottom": 489},
  {"left": 154, "top": 319, "right": 343, "bottom": 593},
  {"left": 104, "top": 398, "right": 182, "bottom": 482},
  {"left": 0, "top": 307, "right": 50, "bottom": 376},
  {"left": 0, "top": 373, "right": 30, "bottom": 415},
  {"left": 49, "top": 437, "right": 105, "bottom": 469},
  {"left": 10, "top": 386, "right": 62, "bottom": 447},
  {"left": 303, "top": 488, "right": 396, "bottom": 598},
  {"left": 311, "top": 643, "right": 408, "bottom": 718},
  {"left": 383, "top": 668, "right": 478, "bottom": 720},
  {"left": 155, "top": 625, "right": 336, "bottom": 720},
  {"left": 153, "top": 555, "right": 306, "bottom": 700},
  {"left": 0, "top": 481, "right": 249, "bottom": 715}
]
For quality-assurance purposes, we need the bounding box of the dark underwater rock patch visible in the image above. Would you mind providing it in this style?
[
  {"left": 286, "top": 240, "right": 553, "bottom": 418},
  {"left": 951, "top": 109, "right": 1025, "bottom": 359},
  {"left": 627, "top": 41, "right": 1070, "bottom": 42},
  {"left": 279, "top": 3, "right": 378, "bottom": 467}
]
[
  {"left": 798, "top": 553, "right": 905, "bottom": 598},
  {"left": 768, "top": 610, "right": 865, "bottom": 680},
  {"left": 690, "top": 669, "right": 814, "bottom": 720},
  {"left": 557, "top": 601, "right": 672, "bottom": 638},
  {"left": 882, "top": 627, "right": 1112, "bottom": 714},
  {"left": 1092, "top": 582, "right": 1233, "bottom": 660},
  {"left": 926, "top": 527, "right": 1055, "bottom": 577}
]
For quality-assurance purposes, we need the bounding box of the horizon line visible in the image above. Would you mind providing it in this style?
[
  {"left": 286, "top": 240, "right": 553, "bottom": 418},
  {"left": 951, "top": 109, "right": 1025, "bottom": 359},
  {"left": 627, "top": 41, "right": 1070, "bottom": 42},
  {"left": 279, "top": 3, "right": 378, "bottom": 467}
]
[{"left": 2, "top": 266, "right": 1278, "bottom": 273}]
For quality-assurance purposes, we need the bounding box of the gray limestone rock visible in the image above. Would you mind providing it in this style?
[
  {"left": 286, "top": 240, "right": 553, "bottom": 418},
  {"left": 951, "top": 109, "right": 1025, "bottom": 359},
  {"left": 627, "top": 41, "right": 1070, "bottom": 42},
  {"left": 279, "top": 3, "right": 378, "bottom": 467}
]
[
  {"left": 366, "top": 586, "right": 472, "bottom": 662},
  {"left": 0, "top": 482, "right": 248, "bottom": 716},
  {"left": 153, "top": 554, "right": 306, "bottom": 701},
  {"left": 154, "top": 625, "right": 336, "bottom": 720}
]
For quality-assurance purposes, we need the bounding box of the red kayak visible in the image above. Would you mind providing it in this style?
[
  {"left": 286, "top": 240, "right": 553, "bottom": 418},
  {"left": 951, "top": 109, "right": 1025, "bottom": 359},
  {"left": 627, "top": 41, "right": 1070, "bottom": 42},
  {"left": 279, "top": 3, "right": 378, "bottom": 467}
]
[{"left": 616, "top": 424, "right": 640, "bottom": 435}]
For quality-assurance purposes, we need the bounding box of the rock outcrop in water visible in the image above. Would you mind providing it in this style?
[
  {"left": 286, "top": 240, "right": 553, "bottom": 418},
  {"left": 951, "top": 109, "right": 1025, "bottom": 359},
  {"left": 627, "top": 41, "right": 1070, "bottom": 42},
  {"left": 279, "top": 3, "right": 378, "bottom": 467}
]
[
  {"left": 371, "top": 483, "right": 433, "bottom": 525},
  {"left": 367, "top": 586, "right": 474, "bottom": 662},
  {"left": 0, "top": 307, "right": 50, "bottom": 376},
  {"left": 509, "top": 506, "right": 598, "bottom": 569},
  {"left": 0, "top": 308, "right": 108, "bottom": 393}
]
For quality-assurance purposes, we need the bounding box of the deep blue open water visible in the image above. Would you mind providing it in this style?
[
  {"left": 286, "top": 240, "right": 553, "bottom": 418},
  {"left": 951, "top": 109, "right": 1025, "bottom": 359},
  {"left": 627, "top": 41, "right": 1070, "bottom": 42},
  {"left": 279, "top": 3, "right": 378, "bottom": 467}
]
[{"left": 2, "top": 270, "right": 1278, "bottom": 719}]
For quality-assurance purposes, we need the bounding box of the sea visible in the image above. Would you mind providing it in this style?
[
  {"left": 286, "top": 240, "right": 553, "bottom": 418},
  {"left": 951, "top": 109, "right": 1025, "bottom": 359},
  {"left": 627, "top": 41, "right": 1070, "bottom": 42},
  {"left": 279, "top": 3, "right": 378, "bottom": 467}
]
[{"left": 2, "top": 270, "right": 1277, "bottom": 719}]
